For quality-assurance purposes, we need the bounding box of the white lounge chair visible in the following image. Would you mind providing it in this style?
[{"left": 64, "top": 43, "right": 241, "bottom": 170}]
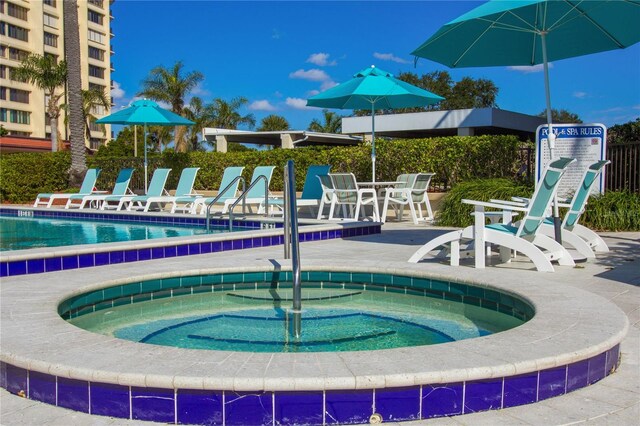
[
  {"left": 65, "top": 168, "right": 135, "bottom": 209},
  {"left": 381, "top": 172, "right": 435, "bottom": 224},
  {"left": 408, "top": 157, "right": 577, "bottom": 272},
  {"left": 221, "top": 166, "right": 275, "bottom": 214},
  {"left": 107, "top": 168, "right": 172, "bottom": 211},
  {"left": 186, "top": 166, "right": 245, "bottom": 214},
  {"left": 33, "top": 168, "right": 101, "bottom": 208},
  {"left": 128, "top": 167, "right": 200, "bottom": 212}
]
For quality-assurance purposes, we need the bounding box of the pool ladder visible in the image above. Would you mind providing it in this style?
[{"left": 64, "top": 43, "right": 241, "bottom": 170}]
[
  {"left": 283, "top": 160, "right": 302, "bottom": 339},
  {"left": 205, "top": 175, "right": 270, "bottom": 232}
]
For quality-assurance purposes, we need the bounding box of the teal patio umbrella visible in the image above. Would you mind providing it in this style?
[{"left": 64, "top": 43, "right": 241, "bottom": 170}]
[
  {"left": 96, "top": 99, "right": 194, "bottom": 193},
  {"left": 307, "top": 65, "right": 444, "bottom": 181},
  {"left": 412, "top": 0, "right": 640, "bottom": 241}
]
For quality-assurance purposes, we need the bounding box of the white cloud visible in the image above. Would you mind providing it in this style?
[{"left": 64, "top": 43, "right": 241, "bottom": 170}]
[
  {"left": 249, "top": 100, "right": 277, "bottom": 111},
  {"left": 110, "top": 81, "right": 125, "bottom": 100},
  {"left": 307, "top": 89, "right": 320, "bottom": 97},
  {"left": 289, "top": 68, "right": 331, "bottom": 82},
  {"left": 573, "top": 91, "right": 588, "bottom": 99},
  {"left": 320, "top": 80, "right": 338, "bottom": 91},
  {"left": 373, "top": 52, "right": 410, "bottom": 64},
  {"left": 508, "top": 63, "right": 553, "bottom": 73},
  {"left": 286, "top": 97, "right": 318, "bottom": 110},
  {"left": 307, "top": 53, "right": 337, "bottom": 66},
  {"left": 191, "top": 83, "right": 210, "bottom": 98}
]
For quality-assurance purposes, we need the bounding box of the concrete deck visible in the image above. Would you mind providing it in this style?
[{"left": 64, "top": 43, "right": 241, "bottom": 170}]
[{"left": 1, "top": 224, "right": 638, "bottom": 425}]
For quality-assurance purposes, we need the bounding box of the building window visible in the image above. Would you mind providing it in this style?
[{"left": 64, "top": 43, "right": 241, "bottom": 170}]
[
  {"left": 87, "top": 29, "right": 104, "bottom": 44},
  {"left": 43, "top": 0, "right": 56, "bottom": 7},
  {"left": 88, "top": 0, "right": 103, "bottom": 9},
  {"left": 44, "top": 32, "right": 57, "bottom": 47},
  {"left": 9, "top": 88, "right": 30, "bottom": 103},
  {"left": 88, "top": 10, "right": 103, "bottom": 25},
  {"left": 88, "top": 46, "right": 104, "bottom": 61},
  {"left": 89, "top": 121, "right": 102, "bottom": 132},
  {"left": 7, "top": 46, "right": 28, "bottom": 61},
  {"left": 0, "top": 108, "right": 30, "bottom": 124},
  {"left": 0, "top": 65, "right": 5, "bottom": 79},
  {"left": 90, "top": 138, "right": 105, "bottom": 150},
  {"left": 43, "top": 13, "right": 58, "bottom": 28},
  {"left": 89, "top": 65, "right": 105, "bottom": 79},
  {"left": 89, "top": 82, "right": 105, "bottom": 92},
  {"left": 0, "top": 87, "right": 5, "bottom": 100},
  {"left": 0, "top": 108, "right": 7, "bottom": 122},
  {"left": 91, "top": 104, "right": 105, "bottom": 115},
  {"left": 7, "top": 2, "right": 28, "bottom": 20},
  {"left": 1, "top": 22, "right": 29, "bottom": 42}
]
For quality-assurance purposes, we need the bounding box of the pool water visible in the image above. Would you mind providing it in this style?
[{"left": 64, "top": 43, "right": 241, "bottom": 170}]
[
  {"left": 69, "top": 288, "right": 524, "bottom": 352},
  {"left": 0, "top": 216, "right": 228, "bottom": 251}
]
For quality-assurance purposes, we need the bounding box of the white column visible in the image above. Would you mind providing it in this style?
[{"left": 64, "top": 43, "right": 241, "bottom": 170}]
[
  {"left": 458, "top": 127, "right": 475, "bottom": 136},
  {"left": 280, "top": 134, "right": 294, "bottom": 149},
  {"left": 215, "top": 135, "right": 228, "bottom": 153}
]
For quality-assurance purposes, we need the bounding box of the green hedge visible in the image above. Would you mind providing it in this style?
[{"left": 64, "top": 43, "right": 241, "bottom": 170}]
[
  {"left": 580, "top": 190, "right": 640, "bottom": 231},
  {"left": 1, "top": 135, "right": 524, "bottom": 204}
]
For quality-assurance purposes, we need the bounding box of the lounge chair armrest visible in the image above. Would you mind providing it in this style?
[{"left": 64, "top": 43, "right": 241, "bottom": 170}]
[
  {"left": 489, "top": 198, "right": 527, "bottom": 207},
  {"left": 461, "top": 199, "right": 528, "bottom": 212},
  {"left": 511, "top": 196, "right": 530, "bottom": 203}
]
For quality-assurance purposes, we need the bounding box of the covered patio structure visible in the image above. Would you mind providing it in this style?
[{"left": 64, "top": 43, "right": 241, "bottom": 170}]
[{"left": 202, "top": 129, "right": 362, "bottom": 152}]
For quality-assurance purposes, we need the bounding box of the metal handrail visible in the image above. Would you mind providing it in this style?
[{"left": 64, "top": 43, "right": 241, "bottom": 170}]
[
  {"left": 284, "top": 160, "right": 302, "bottom": 339},
  {"left": 227, "top": 175, "right": 269, "bottom": 231},
  {"left": 205, "top": 176, "right": 245, "bottom": 231}
]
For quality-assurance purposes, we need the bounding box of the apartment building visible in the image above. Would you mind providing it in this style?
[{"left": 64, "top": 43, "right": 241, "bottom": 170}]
[{"left": 0, "top": 0, "right": 113, "bottom": 149}]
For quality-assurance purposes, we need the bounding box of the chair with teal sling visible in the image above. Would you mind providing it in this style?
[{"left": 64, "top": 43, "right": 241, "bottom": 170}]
[
  {"left": 409, "top": 157, "right": 577, "bottom": 272},
  {"left": 221, "top": 166, "right": 275, "bottom": 214},
  {"left": 187, "top": 166, "right": 245, "bottom": 214},
  {"left": 34, "top": 168, "right": 101, "bottom": 208},
  {"left": 66, "top": 168, "right": 135, "bottom": 209},
  {"left": 129, "top": 167, "right": 199, "bottom": 212},
  {"left": 260, "top": 165, "right": 331, "bottom": 216},
  {"left": 112, "top": 168, "right": 172, "bottom": 211}
]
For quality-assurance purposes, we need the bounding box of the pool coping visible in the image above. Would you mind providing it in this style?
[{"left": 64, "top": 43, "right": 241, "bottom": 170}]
[{"left": 0, "top": 258, "right": 628, "bottom": 392}]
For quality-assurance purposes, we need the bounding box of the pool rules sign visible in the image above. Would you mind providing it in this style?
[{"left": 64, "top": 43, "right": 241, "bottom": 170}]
[{"left": 536, "top": 123, "right": 607, "bottom": 198}]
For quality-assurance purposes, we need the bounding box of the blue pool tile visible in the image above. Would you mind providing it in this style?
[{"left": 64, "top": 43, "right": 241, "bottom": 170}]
[
  {"left": 124, "top": 250, "right": 138, "bottom": 263},
  {"left": 8, "top": 261, "right": 27, "bottom": 276},
  {"left": 328, "top": 230, "right": 337, "bottom": 239},
  {"left": 164, "top": 246, "right": 177, "bottom": 258},
  {"left": 176, "top": 244, "right": 189, "bottom": 256},
  {"left": 606, "top": 345, "right": 620, "bottom": 374},
  {"left": 464, "top": 378, "right": 503, "bottom": 413},
  {"left": 44, "top": 257, "right": 62, "bottom": 272},
  {"left": 0, "top": 362, "right": 5, "bottom": 389},
  {"left": 422, "top": 383, "right": 463, "bottom": 418},
  {"left": 141, "top": 279, "right": 163, "bottom": 293},
  {"left": 5, "top": 364, "right": 27, "bottom": 395},
  {"left": 177, "top": 389, "right": 223, "bottom": 425},
  {"left": 325, "top": 389, "right": 373, "bottom": 425},
  {"left": 103, "top": 286, "right": 123, "bottom": 300},
  {"left": 62, "top": 255, "right": 79, "bottom": 270},
  {"left": 375, "top": 386, "right": 420, "bottom": 421},
  {"left": 588, "top": 352, "right": 607, "bottom": 384},
  {"left": 200, "top": 242, "right": 212, "bottom": 254},
  {"left": 253, "top": 237, "right": 263, "bottom": 248},
  {"left": 567, "top": 359, "right": 589, "bottom": 392},
  {"left": 161, "top": 277, "right": 181, "bottom": 290},
  {"left": 242, "top": 238, "right": 253, "bottom": 249},
  {"left": 243, "top": 272, "right": 265, "bottom": 283},
  {"left": 261, "top": 237, "right": 272, "bottom": 247},
  {"left": 27, "top": 259, "right": 45, "bottom": 274},
  {"left": 94, "top": 252, "right": 110, "bottom": 266},
  {"left": 225, "top": 391, "right": 272, "bottom": 426},
  {"left": 188, "top": 243, "right": 201, "bottom": 255},
  {"left": 131, "top": 386, "right": 174, "bottom": 422},
  {"left": 275, "top": 391, "right": 323, "bottom": 425},
  {"left": 212, "top": 241, "right": 223, "bottom": 252},
  {"left": 538, "top": 366, "right": 566, "bottom": 400},
  {"left": 138, "top": 248, "right": 152, "bottom": 261},
  {"left": 232, "top": 239, "right": 243, "bottom": 250},
  {"left": 222, "top": 240, "right": 233, "bottom": 251},
  {"left": 0, "top": 262, "right": 7, "bottom": 277},
  {"left": 503, "top": 373, "right": 538, "bottom": 408},
  {"left": 308, "top": 271, "right": 330, "bottom": 282},
  {"left": 392, "top": 275, "right": 412, "bottom": 287},
  {"left": 57, "top": 377, "right": 89, "bottom": 413},
  {"left": 91, "top": 382, "right": 130, "bottom": 419},
  {"left": 78, "top": 253, "right": 94, "bottom": 268},
  {"left": 181, "top": 276, "right": 202, "bottom": 287},
  {"left": 151, "top": 247, "right": 164, "bottom": 259},
  {"left": 110, "top": 251, "right": 124, "bottom": 264}
]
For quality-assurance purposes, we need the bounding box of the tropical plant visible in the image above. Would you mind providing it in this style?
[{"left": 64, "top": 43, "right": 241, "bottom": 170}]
[
  {"left": 257, "top": 114, "right": 290, "bottom": 131},
  {"left": 308, "top": 110, "right": 342, "bottom": 133},
  {"left": 182, "top": 96, "right": 214, "bottom": 151},
  {"left": 210, "top": 97, "right": 256, "bottom": 130},
  {"left": 537, "top": 108, "right": 582, "bottom": 123},
  {"left": 13, "top": 54, "right": 67, "bottom": 152},
  {"left": 607, "top": 118, "right": 640, "bottom": 145},
  {"left": 63, "top": 0, "right": 87, "bottom": 185},
  {"left": 139, "top": 61, "right": 204, "bottom": 152},
  {"left": 63, "top": 88, "right": 111, "bottom": 140}
]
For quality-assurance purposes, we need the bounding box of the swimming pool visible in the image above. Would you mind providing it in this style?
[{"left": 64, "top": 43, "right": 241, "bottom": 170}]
[{"left": 0, "top": 215, "right": 231, "bottom": 251}]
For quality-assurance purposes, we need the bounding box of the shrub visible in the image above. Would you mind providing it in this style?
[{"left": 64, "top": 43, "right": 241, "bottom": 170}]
[
  {"left": 0, "top": 152, "right": 71, "bottom": 204},
  {"left": 437, "top": 178, "right": 534, "bottom": 227},
  {"left": 580, "top": 190, "right": 640, "bottom": 231}
]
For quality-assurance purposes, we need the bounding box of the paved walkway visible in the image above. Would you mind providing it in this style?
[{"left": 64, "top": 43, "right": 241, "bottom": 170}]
[{"left": 1, "top": 225, "right": 638, "bottom": 425}]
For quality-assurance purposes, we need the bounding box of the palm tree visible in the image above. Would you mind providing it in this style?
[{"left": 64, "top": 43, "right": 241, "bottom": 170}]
[
  {"left": 139, "top": 61, "right": 204, "bottom": 152},
  {"left": 308, "top": 109, "right": 342, "bottom": 133},
  {"left": 210, "top": 97, "right": 256, "bottom": 130},
  {"left": 63, "top": 0, "right": 87, "bottom": 184},
  {"left": 14, "top": 54, "right": 67, "bottom": 152},
  {"left": 63, "top": 88, "right": 111, "bottom": 140},
  {"left": 257, "top": 115, "right": 290, "bottom": 131},
  {"left": 182, "top": 97, "right": 215, "bottom": 151}
]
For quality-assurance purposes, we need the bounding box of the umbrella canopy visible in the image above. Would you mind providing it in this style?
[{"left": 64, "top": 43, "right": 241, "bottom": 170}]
[
  {"left": 412, "top": 0, "right": 640, "bottom": 242},
  {"left": 96, "top": 100, "right": 194, "bottom": 192},
  {"left": 307, "top": 66, "right": 444, "bottom": 181}
]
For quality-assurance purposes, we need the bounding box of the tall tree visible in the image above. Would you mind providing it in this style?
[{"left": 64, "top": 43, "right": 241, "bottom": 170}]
[
  {"left": 63, "top": 88, "right": 111, "bottom": 141},
  {"left": 538, "top": 109, "right": 582, "bottom": 124},
  {"left": 608, "top": 118, "right": 640, "bottom": 145},
  {"left": 182, "top": 96, "right": 215, "bottom": 151},
  {"left": 63, "top": 0, "right": 87, "bottom": 185},
  {"left": 139, "top": 61, "right": 204, "bottom": 152},
  {"left": 257, "top": 114, "right": 290, "bottom": 131},
  {"left": 308, "top": 110, "right": 342, "bottom": 133},
  {"left": 14, "top": 54, "right": 67, "bottom": 152},
  {"left": 210, "top": 97, "right": 256, "bottom": 129}
]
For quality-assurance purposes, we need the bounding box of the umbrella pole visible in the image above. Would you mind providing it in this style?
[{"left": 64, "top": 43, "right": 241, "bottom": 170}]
[
  {"left": 371, "top": 103, "right": 376, "bottom": 183},
  {"left": 144, "top": 123, "right": 148, "bottom": 194},
  {"left": 541, "top": 32, "right": 562, "bottom": 244}
]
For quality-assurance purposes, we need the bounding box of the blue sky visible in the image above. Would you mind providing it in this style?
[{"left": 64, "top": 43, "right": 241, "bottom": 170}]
[{"left": 110, "top": 0, "right": 640, "bottom": 132}]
